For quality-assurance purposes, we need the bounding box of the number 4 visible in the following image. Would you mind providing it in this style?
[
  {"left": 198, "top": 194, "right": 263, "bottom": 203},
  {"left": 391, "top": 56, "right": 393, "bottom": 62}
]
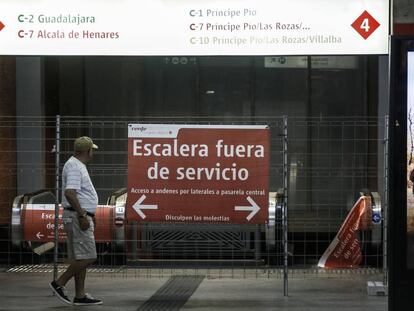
[{"left": 360, "top": 18, "right": 370, "bottom": 32}]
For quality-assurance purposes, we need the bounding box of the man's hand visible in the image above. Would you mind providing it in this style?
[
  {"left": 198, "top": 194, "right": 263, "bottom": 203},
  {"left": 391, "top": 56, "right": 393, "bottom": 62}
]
[{"left": 78, "top": 214, "right": 90, "bottom": 231}]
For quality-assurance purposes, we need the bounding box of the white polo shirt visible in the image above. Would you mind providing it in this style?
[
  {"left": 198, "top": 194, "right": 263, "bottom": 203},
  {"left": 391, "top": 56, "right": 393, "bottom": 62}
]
[{"left": 62, "top": 156, "right": 98, "bottom": 214}]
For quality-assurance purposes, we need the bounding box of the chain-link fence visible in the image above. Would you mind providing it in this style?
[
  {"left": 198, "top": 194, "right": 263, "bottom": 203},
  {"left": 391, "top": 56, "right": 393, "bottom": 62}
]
[{"left": 0, "top": 116, "right": 387, "bottom": 288}]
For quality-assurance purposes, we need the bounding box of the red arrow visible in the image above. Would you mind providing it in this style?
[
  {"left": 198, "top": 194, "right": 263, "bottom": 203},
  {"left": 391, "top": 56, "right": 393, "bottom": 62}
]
[{"left": 0, "top": 21, "right": 5, "bottom": 32}]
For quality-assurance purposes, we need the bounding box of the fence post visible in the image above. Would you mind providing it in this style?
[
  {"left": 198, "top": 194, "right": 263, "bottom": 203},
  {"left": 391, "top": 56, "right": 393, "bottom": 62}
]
[
  {"left": 383, "top": 115, "right": 389, "bottom": 286},
  {"left": 282, "top": 116, "right": 289, "bottom": 297},
  {"left": 131, "top": 221, "right": 138, "bottom": 260},
  {"left": 255, "top": 225, "right": 261, "bottom": 261},
  {"left": 53, "top": 115, "right": 61, "bottom": 281}
]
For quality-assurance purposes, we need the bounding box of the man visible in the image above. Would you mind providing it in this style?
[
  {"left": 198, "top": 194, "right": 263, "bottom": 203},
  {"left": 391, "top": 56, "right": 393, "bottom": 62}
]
[{"left": 49, "top": 136, "right": 102, "bottom": 306}]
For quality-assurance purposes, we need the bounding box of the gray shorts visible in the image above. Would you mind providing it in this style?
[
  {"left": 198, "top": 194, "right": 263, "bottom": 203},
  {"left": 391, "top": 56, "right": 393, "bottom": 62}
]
[{"left": 63, "top": 209, "right": 97, "bottom": 260}]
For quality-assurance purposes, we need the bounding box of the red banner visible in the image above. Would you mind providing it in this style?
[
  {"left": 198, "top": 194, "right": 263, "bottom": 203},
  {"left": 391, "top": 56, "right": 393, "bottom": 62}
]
[
  {"left": 126, "top": 124, "right": 270, "bottom": 224},
  {"left": 22, "top": 204, "right": 114, "bottom": 242},
  {"left": 318, "top": 196, "right": 372, "bottom": 268}
]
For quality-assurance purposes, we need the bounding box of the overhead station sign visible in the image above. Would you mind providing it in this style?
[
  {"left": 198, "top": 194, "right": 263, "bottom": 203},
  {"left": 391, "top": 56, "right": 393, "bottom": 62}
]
[
  {"left": 0, "top": 0, "right": 389, "bottom": 55},
  {"left": 126, "top": 124, "right": 270, "bottom": 224}
]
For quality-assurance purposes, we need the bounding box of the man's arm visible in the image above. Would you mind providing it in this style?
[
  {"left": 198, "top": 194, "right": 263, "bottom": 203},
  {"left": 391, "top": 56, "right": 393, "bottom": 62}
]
[{"left": 65, "top": 189, "right": 86, "bottom": 216}]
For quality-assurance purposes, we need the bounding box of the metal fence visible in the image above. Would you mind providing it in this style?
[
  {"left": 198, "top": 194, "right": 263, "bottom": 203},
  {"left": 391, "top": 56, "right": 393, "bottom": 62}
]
[{"left": 0, "top": 116, "right": 388, "bottom": 290}]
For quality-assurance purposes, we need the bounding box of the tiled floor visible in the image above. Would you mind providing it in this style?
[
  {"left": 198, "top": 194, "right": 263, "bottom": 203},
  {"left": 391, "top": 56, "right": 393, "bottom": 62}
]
[{"left": 0, "top": 270, "right": 387, "bottom": 310}]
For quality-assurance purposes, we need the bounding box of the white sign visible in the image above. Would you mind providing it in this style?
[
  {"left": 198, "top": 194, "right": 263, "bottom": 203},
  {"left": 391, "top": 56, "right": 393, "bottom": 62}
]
[{"left": 0, "top": 0, "right": 389, "bottom": 55}]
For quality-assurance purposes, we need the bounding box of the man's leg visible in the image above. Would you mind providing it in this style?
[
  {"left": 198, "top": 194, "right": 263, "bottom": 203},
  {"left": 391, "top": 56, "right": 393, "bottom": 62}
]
[
  {"left": 74, "top": 267, "right": 87, "bottom": 298},
  {"left": 74, "top": 259, "right": 98, "bottom": 299},
  {"left": 55, "top": 258, "right": 95, "bottom": 288},
  {"left": 51, "top": 212, "right": 99, "bottom": 304}
]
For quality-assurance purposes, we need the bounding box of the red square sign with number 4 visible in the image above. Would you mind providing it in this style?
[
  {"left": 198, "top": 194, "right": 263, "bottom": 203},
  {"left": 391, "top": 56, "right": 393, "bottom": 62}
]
[{"left": 351, "top": 11, "right": 380, "bottom": 40}]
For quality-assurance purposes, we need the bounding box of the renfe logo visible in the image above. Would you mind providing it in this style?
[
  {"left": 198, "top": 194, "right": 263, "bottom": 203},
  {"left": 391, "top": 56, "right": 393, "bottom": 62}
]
[{"left": 131, "top": 126, "right": 147, "bottom": 132}]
